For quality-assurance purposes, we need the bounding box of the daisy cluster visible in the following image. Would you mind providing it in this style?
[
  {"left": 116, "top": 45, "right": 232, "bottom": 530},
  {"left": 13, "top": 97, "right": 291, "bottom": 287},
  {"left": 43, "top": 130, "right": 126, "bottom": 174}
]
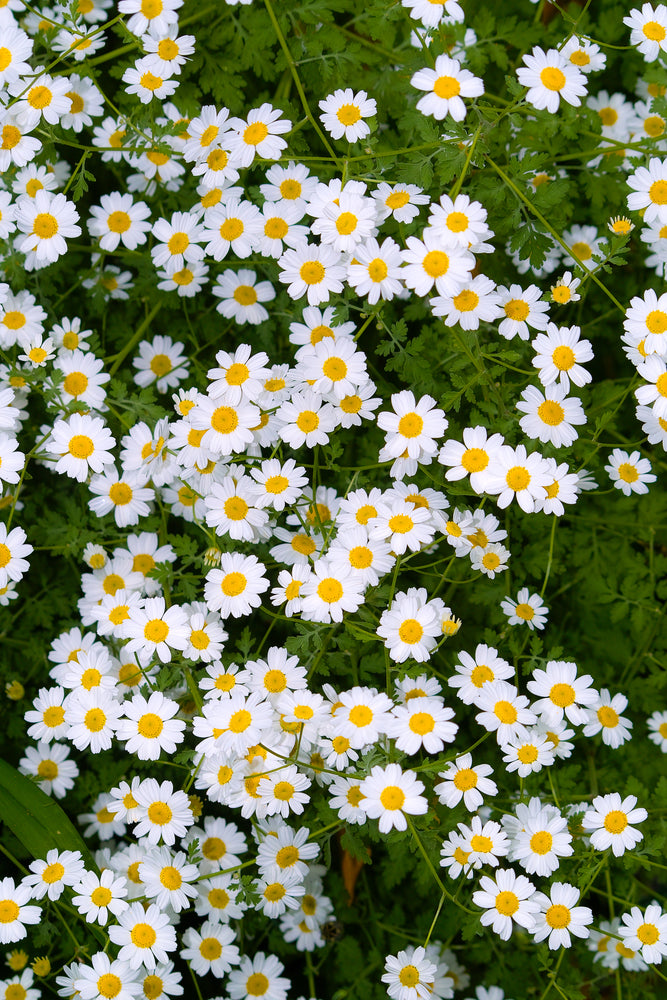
[{"left": 0, "top": 1, "right": 666, "bottom": 1000}]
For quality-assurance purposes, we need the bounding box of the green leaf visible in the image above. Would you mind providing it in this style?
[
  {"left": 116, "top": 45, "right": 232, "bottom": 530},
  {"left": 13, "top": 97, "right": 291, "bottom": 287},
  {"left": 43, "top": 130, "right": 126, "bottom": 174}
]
[{"left": 0, "top": 759, "right": 99, "bottom": 873}]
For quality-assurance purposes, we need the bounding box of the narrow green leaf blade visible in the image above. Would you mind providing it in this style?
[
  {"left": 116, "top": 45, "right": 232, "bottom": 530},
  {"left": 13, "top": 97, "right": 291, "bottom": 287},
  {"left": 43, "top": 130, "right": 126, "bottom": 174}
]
[{"left": 0, "top": 759, "right": 99, "bottom": 873}]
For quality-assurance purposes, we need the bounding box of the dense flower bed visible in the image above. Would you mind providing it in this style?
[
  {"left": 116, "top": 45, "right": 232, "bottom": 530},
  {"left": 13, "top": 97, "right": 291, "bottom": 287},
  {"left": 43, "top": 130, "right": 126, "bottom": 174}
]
[{"left": 0, "top": 1, "right": 666, "bottom": 999}]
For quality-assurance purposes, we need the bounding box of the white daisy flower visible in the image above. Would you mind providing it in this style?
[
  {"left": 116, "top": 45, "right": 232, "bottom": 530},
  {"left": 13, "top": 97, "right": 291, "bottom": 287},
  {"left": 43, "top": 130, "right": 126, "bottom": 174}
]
[
  {"left": 497, "top": 283, "right": 550, "bottom": 340},
  {"left": 500, "top": 587, "right": 549, "bottom": 631},
  {"left": 180, "top": 921, "right": 240, "bottom": 977},
  {"left": 531, "top": 322, "right": 593, "bottom": 390},
  {"left": 359, "top": 763, "right": 428, "bottom": 833},
  {"left": 382, "top": 945, "right": 438, "bottom": 1000},
  {"left": 517, "top": 383, "right": 586, "bottom": 447},
  {"left": 410, "top": 55, "right": 484, "bottom": 121},
  {"left": 624, "top": 3, "right": 667, "bottom": 61},
  {"left": 278, "top": 243, "right": 346, "bottom": 306},
  {"left": 619, "top": 904, "right": 667, "bottom": 964},
  {"left": 517, "top": 46, "right": 587, "bottom": 113},
  {"left": 582, "top": 793, "right": 647, "bottom": 856},
  {"left": 434, "top": 754, "right": 497, "bottom": 812},
  {"left": 472, "top": 869, "right": 539, "bottom": 941},
  {"left": 605, "top": 448, "right": 656, "bottom": 495},
  {"left": 475, "top": 680, "right": 537, "bottom": 743},
  {"left": 318, "top": 88, "right": 376, "bottom": 142},
  {"left": 627, "top": 156, "right": 667, "bottom": 224},
  {"left": 431, "top": 274, "right": 502, "bottom": 331},
  {"left": 531, "top": 882, "right": 593, "bottom": 949},
  {"left": 108, "top": 901, "right": 177, "bottom": 970},
  {"left": 583, "top": 689, "right": 633, "bottom": 748}
]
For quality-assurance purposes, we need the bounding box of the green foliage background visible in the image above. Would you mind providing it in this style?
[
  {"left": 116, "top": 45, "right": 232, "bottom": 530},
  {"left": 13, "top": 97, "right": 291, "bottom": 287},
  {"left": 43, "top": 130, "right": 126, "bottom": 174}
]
[{"left": 1, "top": 0, "right": 666, "bottom": 998}]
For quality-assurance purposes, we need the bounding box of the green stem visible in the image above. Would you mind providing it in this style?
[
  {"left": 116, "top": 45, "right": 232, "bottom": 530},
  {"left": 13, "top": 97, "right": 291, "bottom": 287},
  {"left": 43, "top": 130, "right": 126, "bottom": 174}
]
[
  {"left": 263, "top": 0, "right": 341, "bottom": 166},
  {"left": 485, "top": 156, "right": 625, "bottom": 313},
  {"left": 406, "top": 816, "right": 475, "bottom": 914},
  {"left": 107, "top": 302, "right": 162, "bottom": 377},
  {"left": 449, "top": 124, "right": 482, "bottom": 200},
  {"left": 538, "top": 949, "right": 565, "bottom": 1000},
  {"left": 540, "top": 516, "right": 558, "bottom": 597},
  {"left": 186, "top": 962, "right": 205, "bottom": 1000}
]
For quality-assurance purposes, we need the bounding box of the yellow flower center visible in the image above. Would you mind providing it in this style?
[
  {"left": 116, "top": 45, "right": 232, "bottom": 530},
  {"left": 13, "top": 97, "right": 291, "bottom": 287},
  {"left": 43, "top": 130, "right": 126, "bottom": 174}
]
[
  {"left": 494, "top": 700, "right": 517, "bottom": 724},
  {"left": 131, "top": 923, "right": 157, "bottom": 948},
  {"left": 599, "top": 107, "right": 618, "bottom": 126},
  {"left": 603, "top": 810, "right": 628, "bottom": 833},
  {"left": 316, "top": 577, "right": 343, "bottom": 603},
  {"left": 211, "top": 406, "right": 239, "bottom": 434},
  {"left": 409, "top": 711, "right": 434, "bottom": 734},
  {"left": 517, "top": 744, "right": 539, "bottom": 764},
  {"left": 571, "top": 241, "right": 592, "bottom": 262},
  {"left": 545, "top": 904, "right": 571, "bottom": 928},
  {"left": 91, "top": 886, "right": 112, "bottom": 906},
  {"left": 1, "top": 125, "right": 21, "bottom": 150},
  {"left": 246, "top": 973, "right": 270, "bottom": 996},
  {"left": 97, "top": 973, "right": 122, "bottom": 998},
  {"left": 644, "top": 115, "right": 665, "bottom": 137},
  {"left": 470, "top": 834, "right": 493, "bottom": 852},
  {"left": 220, "top": 218, "right": 244, "bottom": 242},
  {"left": 434, "top": 75, "right": 461, "bottom": 98},
  {"left": 470, "top": 664, "right": 493, "bottom": 687},
  {"left": 646, "top": 309, "right": 667, "bottom": 334},
  {"left": 200, "top": 936, "right": 223, "bottom": 959},
  {"left": 597, "top": 705, "right": 619, "bottom": 728},
  {"left": 617, "top": 462, "right": 639, "bottom": 484},
  {"left": 650, "top": 180, "right": 667, "bottom": 205},
  {"left": 336, "top": 211, "right": 358, "bottom": 235},
  {"left": 144, "top": 619, "right": 169, "bottom": 643},
  {"left": 41, "top": 862, "right": 65, "bottom": 884},
  {"left": 540, "top": 67, "right": 566, "bottom": 91},
  {"left": 264, "top": 216, "right": 289, "bottom": 239},
  {"left": 504, "top": 299, "right": 529, "bottom": 321},
  {"left": 158, "top": 38, "right": 179, "bottom": 59},
  {"left": 452, "top": 289, "right": 479, "bottom": 312},
  {"left": 550, "top": 683, "right": 575, "bottom": 707},
  {"left": 296, "top": 410, "right": 319, "bottom": 433},
  {"left": 280, "top": 179, "right": 301, "bottom": 199},
  {"left": 505, "top": 466, "right": 530, "bottom": 491},
  {"left": 33, "top": 213, "right": 58, "bottom": 239},
  {"left": 147, "top": 801, "right": 173, "bottom": 825},
  {"left": 322, "top": 356, "right": 347, "bottom": 381},
  {"left": 422, "top": 249, "right": 449, "bottom": 277},
  {"left": 453, "top": 768, "right": 478, "bottom": 790},
  {"left": 140, "top": 72, "right": 163, "bottom": 92},
  {"left": 336, "top": 104, "right": 361, "bottom": 125},
  {"left": 386, "top": 190, "right": 410, "bottom": 209},
  {"left": 537, "top": 400, "right": 565, "bottom": 425},
  {"left": 399, "top": 966, "right": 420, "bottom": 987},
  {"left": 137, "top": 712, "right": 164, "bottom": 738},
  {"left": 380, "top": 785, "right": 406, "bottom": 810},
  {"left": 348, "top": 704, "right": 372, "bottom": 727},
  {"left": 495, "top": 890, "right": 519, "bottom": 916},
  {"left": 143, "top": 975, "right": 165, "bottom": 1000},
  {"left": 244, "top": 121, "right": 269, "bottom": 145},
  {"left": 348, "top": 545, "right": 372, "bottom": 569},
  {"left": 397, "top": 412, "right": 424, "bottom": 437},
  {"left": 84, "top": 708, "right": 106, "bottom": 732},
  {"left": 300, "top": 261, "right": 326, "bottom": 284},
  {"left": 159, "top": 865, "right": 182, "bottom": 890},
  {"left": 637, "top": 922, "right": 660, "bottom": 945},
  {"left": 644, "top": 20, "right": 667, "bottom": 41},
  {"left": 37, "top": 760, "right": 58, "bottom": 780},
  {"left": 398, "top": 618, "right": 424, "bottom": 644},
  {"left": 43, "top": 705, "right": 66, "bottom": 727}
]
